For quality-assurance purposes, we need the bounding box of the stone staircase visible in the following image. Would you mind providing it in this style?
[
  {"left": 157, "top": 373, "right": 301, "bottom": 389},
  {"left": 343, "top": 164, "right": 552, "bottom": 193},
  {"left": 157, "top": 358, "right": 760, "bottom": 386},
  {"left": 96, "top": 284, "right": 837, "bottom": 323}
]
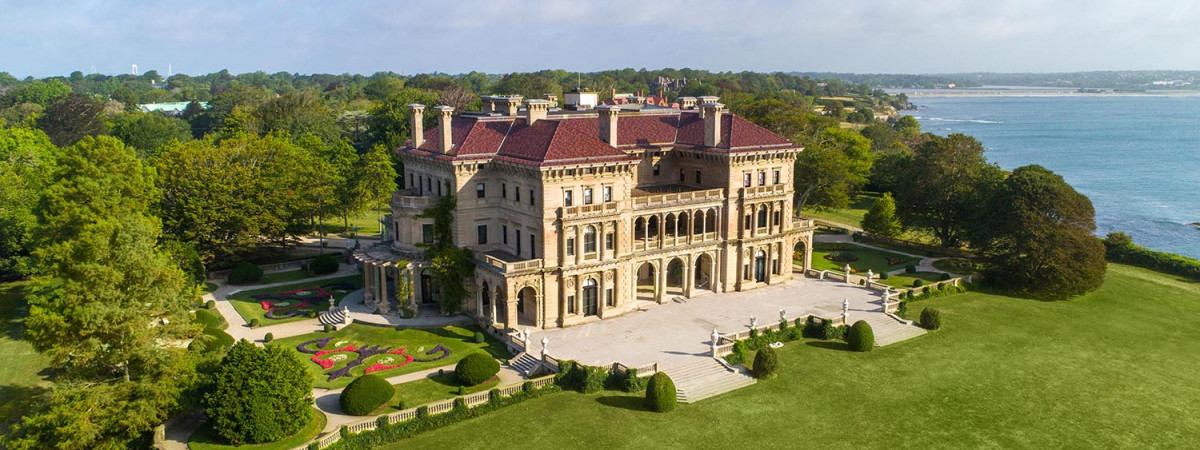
[
  {"left": 507, "top": 352, "right": 542, "bottom": 376},
  {"left": 857, "top": 312, "right": 926, "bottom": 347},
  {"left": 318, "top": 309, "right": 346, "bottom": 326},
  {"left": 663, "top": 358, "right": 756, "bottom": 404}
]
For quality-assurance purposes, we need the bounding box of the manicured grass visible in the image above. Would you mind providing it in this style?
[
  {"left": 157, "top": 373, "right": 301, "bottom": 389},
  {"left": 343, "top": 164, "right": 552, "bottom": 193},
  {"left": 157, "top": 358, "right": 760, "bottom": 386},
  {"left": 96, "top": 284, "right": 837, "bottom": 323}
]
[
  {"left": 316, "top": 208, "right": 387, "bottom": 238},
  {"left": 801, "top": 193, "right": 878, "bottom": 227},
  {"left": 273, "top": 324, "right": 510, "bottom": 389},
  {"left": 933, "top": 257, "right": 981, "bottom": 275},
  {"left": 382, "top": 373, "right": 500, "bottom": 413},
  {"left": 188, "top": 407, "right": 326, "bottom": 450},
  {"left": 879, "top": 271, "right": 945, "bottom": 288},
  {"left": 201, "top": 282, "right": 219, "bottom": 294},
  {"left": 385, "top": 264, "right": 1200, "bottom": 448},
  {"left": 809, "top": 242, "right": 920, "bottom": 274},
  {"left": 0, "top": 281, "right": 52, "bottom": 436},
  {"left": 226, "top": 275, "right": 362, "bottom": 326},
  {"left": 193, "top": 308, "right": 234, "bottom": 351}
]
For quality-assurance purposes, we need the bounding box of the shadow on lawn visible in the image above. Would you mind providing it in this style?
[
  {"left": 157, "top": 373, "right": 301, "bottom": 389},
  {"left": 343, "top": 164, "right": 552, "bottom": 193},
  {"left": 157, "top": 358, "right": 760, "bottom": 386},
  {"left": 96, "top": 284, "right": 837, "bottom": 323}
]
[
  {"left": 806, "top": 340, "right": 852, "bottom": 352},
  {"left": 596, "top": 395, "right": 649, "bottom": 412},
  {"left": 0, "top": 384, "right": 48, "bottom": 435}
]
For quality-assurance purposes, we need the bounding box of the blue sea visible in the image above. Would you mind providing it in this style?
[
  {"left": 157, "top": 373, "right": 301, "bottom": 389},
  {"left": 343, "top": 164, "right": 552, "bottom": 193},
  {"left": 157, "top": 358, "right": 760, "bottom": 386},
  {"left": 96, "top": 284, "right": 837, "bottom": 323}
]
[{"left": 903, "top": 95, "right": 1200, "bottom": 259}]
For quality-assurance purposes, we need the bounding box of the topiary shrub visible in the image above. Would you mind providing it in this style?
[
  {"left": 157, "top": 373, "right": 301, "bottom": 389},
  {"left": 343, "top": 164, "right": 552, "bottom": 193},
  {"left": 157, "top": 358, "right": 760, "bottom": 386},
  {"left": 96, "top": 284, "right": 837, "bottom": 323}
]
[
  {"left": 912, "top": 279, "right": 924, "bottom": 288},
  {"left": 263, "top": 332, "right": 274, "bottom": 343},
  {"left": 227, "top": 262, "right": 263, "bottom": 284},
  {"left": 324, "top": 324, "right": 335, "bottom": 333},
  {"left": 880, "top": 272, "right": 890, "bottom": 280},
  {"left": 898, "top": 301, "right": 908, "bottom": 316},
  {"left": 905, "top": 264, "right": 917, "bottom": 274},
  {"left": 309, "top": 254, "right": 339, "bottom": 275},
  {"left": 940, "top": 272, "right": 953, "bottom": 281},
  {"left": 339, "top": 374, "right": 394, "bottom": 416},
  {"left": 920, "top": 307, "right": 942, "bottom": 330},
  {"left": 847, "top": 320, "right": 875, "bottom": 352},
  {"left": 205, "top": 300, "right": 216, "bottom": 309},
  {"left": 455, "top": 353, "right": 500, "bottom": 386},
  {"left": 473, "top": 332, "right": 486, "bottom": 344},
  {"left": 753, "top": 346, "right": 779, "bottom": 378},
  {"left": 645, "top": 372, "right": 677, "bottom": 413},
  {"left": 248, "top": 318, "right": 260, "bottom": 328}
]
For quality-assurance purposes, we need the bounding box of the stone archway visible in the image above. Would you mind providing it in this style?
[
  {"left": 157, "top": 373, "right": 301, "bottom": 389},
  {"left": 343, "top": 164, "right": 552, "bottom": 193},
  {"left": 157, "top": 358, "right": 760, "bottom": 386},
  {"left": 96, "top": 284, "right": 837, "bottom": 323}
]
[
  {"left": 516, "top": 286, "right": 537, "bottom": 327},
  {"left": 494, "top": 286, "right": 507, "bottom": 326},
  {"left": 635, "top": 262, "right": 656, "bottom": 301},
  {"left": 480, "top": 281, "right": 491, "bottom": 319},
  {"left": 694, "top": 253, "right": 714, "bottom": 290},
  {"left": 666, "top": 258, "right": 685, "bottom": 295}
]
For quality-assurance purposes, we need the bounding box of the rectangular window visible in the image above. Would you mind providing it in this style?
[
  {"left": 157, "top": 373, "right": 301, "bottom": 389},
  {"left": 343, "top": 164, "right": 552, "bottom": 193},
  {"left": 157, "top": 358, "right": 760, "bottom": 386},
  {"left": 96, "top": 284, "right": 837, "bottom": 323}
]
[
  {"left": 605, "top": 232, "right": 614, "bottom": 250},
  {"left": 502, "top": 183, "right": 507, "bottom": 199},
  {"left": 515, "top": 185, "right": 520, "bottom": 202},
  {"left": 695, "top": 170, "right": 702, "bottom": 184},
  {"left": 476, "top": 225, "right": 488, "bottom": 245},
  {"left": 476, "top": 183, "right": 486, "bottom": 198},
  {"left": 679, "top": 169, "right": 685, "bottom": 182},
  {"left": 564, "top": 190, "right": 573, "bottom": 207},
  {"left": 568, "top": 296, "right": 576, "bottom": 314},
  {"left": 744, "top": 214, "right": 752, "bottom": 230},
  {"left": 530, "top": 189, "right": 535, "bottom": 206},
  {"left": 437, "top": 181, "right": 442, "bottom": 196},
  {"left": 529, "top": 233, "right": 535, "bottom": 257},
  {"left": 758, "top": 172, "right": 766, "bottom": 186},
  {"left": 421, "top": 224, "right": 434, "bottom": 244},
  {"left": 773, "top": 169, "right": 781, "bottom": 184},
  {"left": 605, "top": 289, "right": 614, "bottom": 307},
  {"left": 743, "top": 173, "right": 751, "bottom": 187},
  {"left": 603, "top": 186, "right": 612, "bottom": 202},
  {"left": 583, "top": 187, "right": 593, "bottom": 205},
  {"left": 426, "top": 177, "right": 432, "bottom": 192},
  {"left": 566, "top": 238, "right": 575, "bottom": 256},
  {"left": 502, "top": 225, "right": 509, "bottom": 244},
  {"left": 408, "top": 172, "right": 413, "bottom": 187},
  {"left": 516, "top": 232, "right": 522, "bottom": 257},
  {"left": 653, "top": 164, "right": 661, "bottom": 176}
]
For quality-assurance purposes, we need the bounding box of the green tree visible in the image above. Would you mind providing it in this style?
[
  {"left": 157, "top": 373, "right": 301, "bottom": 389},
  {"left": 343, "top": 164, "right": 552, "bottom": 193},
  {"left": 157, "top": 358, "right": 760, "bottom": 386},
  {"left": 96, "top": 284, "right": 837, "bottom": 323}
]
[
  {"left": 349, "top": 144, "right": 397, "bottom": 234},
  {"left": 893, "top": 115, "right": 921, "bottom": 138},
  {"left": 203, "top": 340, "right": 312, "bottom": 445},
  {"left": 108, "top": 111, "right": 192, "bottom": 159},
  {"left": 795, "top": 127, "right": 873, "bottom": 212},
  {"left": 417, "top": 195, "right": 474, "bottom": 314},
  {"left": 366, "top": 88, "right": 438, "bottom": 150},
  {"left": 0, "top": 79, "right": 71, "bottom": 108},
  {"left": 894, "top": 134, "right": 1004, "bottom": 247},
  {"left": 0, "top": 126, "right": 59, "bottom": 279},
  {"left": 972, "top": 165, "right": 1106, "bottom": 299},
  {"left": 861, "top": 193, "right": 902, "bottom": 238},
  {"left": 36, "top": 93, "right": 105, "bottom": 147}
]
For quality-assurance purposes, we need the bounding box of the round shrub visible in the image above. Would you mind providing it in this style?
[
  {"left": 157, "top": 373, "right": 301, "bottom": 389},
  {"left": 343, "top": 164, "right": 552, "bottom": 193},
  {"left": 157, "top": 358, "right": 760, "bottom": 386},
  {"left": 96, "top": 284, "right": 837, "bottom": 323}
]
[
  {"left": 645, "top": 372, "right": 677, "bottom": 413},
  {"left": 323, "top": 324, "right": 335, "bottom": 332},
  {"left": 309, "top": 254, "right": 339, "bottom": 275},
  {"left": 912, "top": 279, "right": 924, "bottom": 288},
  {"left": 455, "top": 353, "right": 500, "bottom": 386},
  {"left": 939, "top": 272, "right": 953, "bottom": 281},
  {"left": 847, "top": 320, "right": 875, "bottom": 352},
  {"left": 473, "top": 332, "right": 486, "bottom": 344},
  {"left": 205, "top": 300, "right": 216, "bottom": 309},
  {"left": 879, "top": 272, "right": 890, "bottom": 280},
  {"left": 248, "top": 318, "right": 260, "bottom": 328},
  {"left": 340, "top": 374, "right": 394, "bottom": 416},
  {"left": 753, "top": 346, "right": 780, "bottom": 379},
  {"left": 263, "top": 332, "right": 274, "bottom": 343},
  {"left": 920, "top": 307, "right": 942, "bottom": 330},
  {"left": 905, "top": 264, "right": 917, "bottom": 274},
  {"left": 227, "top": 262, "right": 263, "bottom": 284}
]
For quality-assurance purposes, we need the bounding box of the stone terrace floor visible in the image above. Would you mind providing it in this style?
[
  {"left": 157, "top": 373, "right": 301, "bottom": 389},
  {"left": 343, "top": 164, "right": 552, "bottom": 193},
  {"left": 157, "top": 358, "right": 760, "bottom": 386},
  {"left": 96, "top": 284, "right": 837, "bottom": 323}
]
[{"left": 526, "top": 275, "right": 888, "bottom": 371}]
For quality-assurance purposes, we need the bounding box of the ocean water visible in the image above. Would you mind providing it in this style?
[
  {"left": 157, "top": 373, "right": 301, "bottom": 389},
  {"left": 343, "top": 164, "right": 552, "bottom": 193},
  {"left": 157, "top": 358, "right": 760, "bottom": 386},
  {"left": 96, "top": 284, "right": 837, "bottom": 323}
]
[{"left": 904, "top": 95, "right": 1200, "bottom": 259}]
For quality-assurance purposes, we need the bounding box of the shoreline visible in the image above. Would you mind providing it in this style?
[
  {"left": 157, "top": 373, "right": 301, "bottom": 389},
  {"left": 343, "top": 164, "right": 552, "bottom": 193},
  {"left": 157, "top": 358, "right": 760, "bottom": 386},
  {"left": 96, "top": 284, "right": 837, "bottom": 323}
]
[{"left": 895, "top": 90, "right": 1200, "bottom": 98}]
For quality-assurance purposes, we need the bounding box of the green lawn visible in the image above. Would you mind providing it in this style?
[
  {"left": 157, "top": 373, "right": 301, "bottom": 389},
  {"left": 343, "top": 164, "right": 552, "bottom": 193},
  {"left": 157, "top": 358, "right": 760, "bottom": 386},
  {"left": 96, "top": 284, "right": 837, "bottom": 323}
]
[
  {"left": 801, "top": 193, "right": 878, "bottom": 227},
  {"left": 809, "top": 242, "right": 921, "bottom": 274},
  {"left": 188, "top": 407, "right": 326, "bottom": 450},
  {"left": 315, "top": 208, "right": 387, "bottom": 238},
  {"left": 0, "top": 281, "right": 52, "bottom": 436},
  {"left": 227, "top": 275, "right": 362, "bottom": 326},
  {"left": 273, "top": 324, "right": 510, "bottom": 389},
  {"left": 380, "top": 373, "right": 500, "bottom": 413},
  {"left": 933, "top": 258, "right": 981, "bottom": 275},
  {"left": 880, "top": 271, "right": 945, "bottom": 288},
  {"left": 384, "top": 264, "right": 1200, "bottom": 448}
]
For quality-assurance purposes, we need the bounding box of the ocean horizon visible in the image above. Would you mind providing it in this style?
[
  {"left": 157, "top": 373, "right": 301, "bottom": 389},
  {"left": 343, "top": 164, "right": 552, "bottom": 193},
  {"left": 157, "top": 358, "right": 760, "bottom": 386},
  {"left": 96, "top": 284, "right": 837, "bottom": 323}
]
[{"left": 903, "top": 95, "right": 1200, "bottom": 260}]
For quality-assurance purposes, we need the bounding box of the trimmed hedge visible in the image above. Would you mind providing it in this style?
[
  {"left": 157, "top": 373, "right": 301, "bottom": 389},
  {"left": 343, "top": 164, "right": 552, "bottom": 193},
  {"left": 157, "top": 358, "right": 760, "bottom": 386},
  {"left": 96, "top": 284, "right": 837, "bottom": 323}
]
[
  {"left": 454, "top": 353, "right": 500, "bottom": 386},
  {"left": 264, "top": 332, "right": 274, "bottom": 343},
  {"left": 205, "top": 300, "right": 216, "bottom": 309},
  {"left": 339, "top": 374, "right": 395, "bottom": 416},
  {"left": 1105, "top": 233, "right": 1200, "bottom": 280},
  {"left": 920, "top": 307, "right": 942, "bottom": 330},
  {"left": 310, "top": 254, "right": 339, "bottom": 275},
  {"left": 905, "top": 264, "right": 917, "bottom": 274},
  {"left": 848, "top": 320, "right": 875, "bottom": 352},
  {"left": 227, "top": 262, "right": 263, "bottom": 284},
  {"left": 473, "top": 332, "right": 485, "bottom": 344},
  {"left": 753, "top": 346, "right": 779, "bottom": 378},
  {"left": 249, "top": 318, "right": 260, "bottom": 328},
  {"left": 912, "top": 279, "right": 924, "bottom": 288},
  {"left": 939, "top": 272, "right": 953, "bottom": 281},
  {"left": 645, "top": 372, "right": 677, "bottom": 413}
]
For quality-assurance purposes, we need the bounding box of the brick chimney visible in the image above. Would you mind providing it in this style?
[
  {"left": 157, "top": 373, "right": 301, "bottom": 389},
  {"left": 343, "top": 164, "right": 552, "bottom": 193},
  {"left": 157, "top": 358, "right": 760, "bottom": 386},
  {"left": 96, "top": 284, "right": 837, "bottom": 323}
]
[
  {"left": 524, "top": 99, "right": 550, "bottom": 124},
  {"left": 434, "top": 106, "right": 454, "bottom": 153},
  {"left": 697, "top": 96, "right": 720, "bottom": 117},
  {"left": 598, "top": 105, "right": 619, "bottom": 146},
  {"left": 408, "top": 104, "right": 425, "bottom": 148},
  {"left": 677, "top": 96, "right": 697, "bottom": 110},
  {"left": 703, "top": 102, "right": 724, "bottom": 147}
]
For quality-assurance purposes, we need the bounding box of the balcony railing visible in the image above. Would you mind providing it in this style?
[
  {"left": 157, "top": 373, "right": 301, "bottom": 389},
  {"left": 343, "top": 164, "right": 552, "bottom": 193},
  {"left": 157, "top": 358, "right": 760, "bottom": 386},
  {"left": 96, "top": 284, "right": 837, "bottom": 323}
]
[
  {"left": 741, "top": 184, "right": 787, "bottom": 199},
  {"left": 792, "top": 218, "right": 816, "bottom": 231},
  {"left": 631, "top": 187, "right": 724, "bottom": 209},
  {"left": 560, "top": 202, "right": 619, "bottom": 220},
  {"left": 474, "top": 250, "right": 543, "bottom": 274},
  {"left": 392, "top": 189, "right": 439, "bottom": 210}
]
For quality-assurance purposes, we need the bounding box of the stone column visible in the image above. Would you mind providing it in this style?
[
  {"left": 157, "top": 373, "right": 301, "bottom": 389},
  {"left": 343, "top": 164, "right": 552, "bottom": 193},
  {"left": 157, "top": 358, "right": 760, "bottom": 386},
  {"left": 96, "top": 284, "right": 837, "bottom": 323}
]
[
  {"left": 575, "top": 226, "right": 583, "bottom": 265},
  {"left": 683, "top": 254, "right": 693, "bottom": 298},
  {"left": 599, "top": 222, "right": 608, "bottom": 261},
  {"left": 363, "top": 263, "right": 375, "bottom": 303},
  {"left": 506, "top": 292, "right": 518, "bottom": 330}
]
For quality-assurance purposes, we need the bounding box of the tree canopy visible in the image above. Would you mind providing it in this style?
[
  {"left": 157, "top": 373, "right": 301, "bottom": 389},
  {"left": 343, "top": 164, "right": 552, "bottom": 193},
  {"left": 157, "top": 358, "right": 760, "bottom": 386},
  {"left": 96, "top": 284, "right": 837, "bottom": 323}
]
[
  {"left": 203, "top": 340, "right": 312, "bottom": 445},
  {"left": 893, "top": 133, "right": 1004, "bottom": 247}
]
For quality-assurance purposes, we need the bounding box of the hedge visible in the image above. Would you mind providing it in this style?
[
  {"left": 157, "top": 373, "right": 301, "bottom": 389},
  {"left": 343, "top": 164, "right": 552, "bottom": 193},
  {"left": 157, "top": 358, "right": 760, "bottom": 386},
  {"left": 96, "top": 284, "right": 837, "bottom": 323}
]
[
  {"left": 340, "top": 375, "right": 395, "bottom": 416},
  {"left": 309, "top": 254, "right": 339, "bottom": 275},
  {"left": 752, "top": 346, "right": 779, "bottom": 378},
  {"left": 645, "top": 372, "right": 677, "bottom": 413},
  {"left": 227, "top": 262, "right": 263, "bottom": 284},
  {"left": 847, "top": 320, "right": 875, "bottom": 352},
  {"left": 920, "top": 307, "right": 942, "bottom": 330},
  {"left": 455, "top": 354, "right": 500, "bottom": 386},
  {"left": 1104, "top": 235, "right": 1200, "bottom": 280}
]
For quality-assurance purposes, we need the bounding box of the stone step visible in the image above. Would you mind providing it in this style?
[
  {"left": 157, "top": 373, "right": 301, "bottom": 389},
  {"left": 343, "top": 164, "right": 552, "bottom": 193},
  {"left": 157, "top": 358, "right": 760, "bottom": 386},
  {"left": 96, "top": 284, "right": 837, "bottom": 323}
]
[
  {"left": 318, "top": 311, "right": 345, "bottom": 326},
  {"left": 506, "top": 352, "right": 543, "bottom": 376},
  {"left": 663, "top": 358, "right": 756, "bottom": 404}
]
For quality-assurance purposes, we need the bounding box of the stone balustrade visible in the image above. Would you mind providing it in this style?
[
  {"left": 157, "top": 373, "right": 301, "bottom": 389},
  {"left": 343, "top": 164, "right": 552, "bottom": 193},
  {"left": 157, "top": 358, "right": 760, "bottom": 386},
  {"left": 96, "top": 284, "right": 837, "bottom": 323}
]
[
  {"left": 741, "top": 184, "right": 787, "bottom": 199},
  {"left": 631, "top": 187, "right": 724, "bottom": 209}
]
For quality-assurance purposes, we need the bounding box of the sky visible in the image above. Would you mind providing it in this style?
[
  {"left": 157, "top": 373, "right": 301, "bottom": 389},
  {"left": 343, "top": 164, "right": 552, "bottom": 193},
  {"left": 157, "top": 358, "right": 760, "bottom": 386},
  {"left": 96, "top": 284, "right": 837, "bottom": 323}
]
[{"left": 4, "top": 0, "right": 1200, "bottom": 78}]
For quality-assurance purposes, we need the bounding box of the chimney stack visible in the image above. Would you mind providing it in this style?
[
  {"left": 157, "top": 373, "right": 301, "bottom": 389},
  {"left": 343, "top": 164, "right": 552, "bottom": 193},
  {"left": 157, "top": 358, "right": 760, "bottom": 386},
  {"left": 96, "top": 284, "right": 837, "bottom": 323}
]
[
  {"left": 434, "top": 106, "right": 454, "bottom": 153},
  {"left": 697, "top": 96, "right": 720, "bottom": 117},
  {"left": 543, "top": 93, "right": 558, "bottom": 108},
  {"left": 524, "top": 99, "right": 550, "bottom": 124},
  {"left": 408, "top": 104, "right": 426, "bottom": 148},
  {"left": 481, "top": 96, "right": 495, "bottom": 114},
  {"left": 497, "top": 95, "right": 523, "bottom": 116},
  {"left": 598, "top": 105, "right": 619, "bottom": 146},
  {"left": 677, "top": 96, "right": 697, "bottom": 110},
  {"left": 703, "top": 102, "right": 724, "bottom": 148}
]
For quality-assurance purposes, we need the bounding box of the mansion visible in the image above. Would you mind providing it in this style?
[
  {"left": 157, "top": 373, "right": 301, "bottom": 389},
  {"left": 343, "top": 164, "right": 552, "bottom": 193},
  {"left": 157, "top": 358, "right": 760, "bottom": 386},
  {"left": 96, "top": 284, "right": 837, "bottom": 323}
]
[{"left": 354, "top": 92, "right": 816, "bottom": 331}]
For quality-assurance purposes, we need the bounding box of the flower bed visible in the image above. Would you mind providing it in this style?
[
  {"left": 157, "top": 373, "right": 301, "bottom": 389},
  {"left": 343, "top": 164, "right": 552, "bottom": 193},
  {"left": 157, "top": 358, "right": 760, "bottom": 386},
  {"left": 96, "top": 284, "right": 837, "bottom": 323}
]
[
  {"left": 226, "top": 276, "right": 363, "bottom": 326},
  {"left": 296, "top": 337, "right": 453, "bottom": 382}
]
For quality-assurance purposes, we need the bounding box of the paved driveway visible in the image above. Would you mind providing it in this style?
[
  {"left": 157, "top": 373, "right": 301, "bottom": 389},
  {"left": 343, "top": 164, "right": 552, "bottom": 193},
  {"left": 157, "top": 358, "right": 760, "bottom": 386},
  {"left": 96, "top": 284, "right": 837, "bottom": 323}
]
[{"left": 526, "top": 277, "right": 887, "bottom": 370}]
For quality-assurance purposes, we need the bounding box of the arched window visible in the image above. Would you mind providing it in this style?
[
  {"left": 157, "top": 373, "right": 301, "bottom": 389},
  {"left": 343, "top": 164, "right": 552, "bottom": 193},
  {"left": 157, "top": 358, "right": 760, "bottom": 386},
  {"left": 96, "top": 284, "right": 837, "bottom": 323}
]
[{"left": 583, "top": 225, "right": 597, "bottom": 253}]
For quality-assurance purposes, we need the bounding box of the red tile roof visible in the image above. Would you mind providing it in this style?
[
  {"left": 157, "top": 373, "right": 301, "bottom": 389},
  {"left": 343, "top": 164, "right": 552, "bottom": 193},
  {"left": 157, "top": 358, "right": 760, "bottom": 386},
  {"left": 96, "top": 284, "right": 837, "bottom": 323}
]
[{"left": 403, "top": 109, "right": 795, "bottom": 167}]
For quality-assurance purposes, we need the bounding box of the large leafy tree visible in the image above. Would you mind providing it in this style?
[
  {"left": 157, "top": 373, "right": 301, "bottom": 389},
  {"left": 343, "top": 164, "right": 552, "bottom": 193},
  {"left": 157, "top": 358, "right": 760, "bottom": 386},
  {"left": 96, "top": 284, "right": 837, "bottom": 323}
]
[
  {"left": 366, "top": 88, "right": 438, "bottom": 150},
  {"left": 108, "top": 111, "right": 192, "bottom": 159},
  {"left": 972, "top": 165, "right": 1106, "bottom": 298},
  {"left": 0, "top": 126, "right": 59, "bottom": 279},
  {"left": 893, "top": 133, "right": 1004, "bottom": 247},
  {"left": 794, "top": 127, "right": 873, "bottom": 212},
  {"left": 36, "top": 93, "right": 105, "bottom": 147},
  {"left": 203, "top": 340, "right": 312, "bottom": 445},
  {"left": 348, "top": 144, "right": 398, "bottom": 234},
  {"left": 7, "top": 136, "right": 200, "bottom": 449},
  {"left": 861, "top": 192, "right": 902, "bottom": 238}
]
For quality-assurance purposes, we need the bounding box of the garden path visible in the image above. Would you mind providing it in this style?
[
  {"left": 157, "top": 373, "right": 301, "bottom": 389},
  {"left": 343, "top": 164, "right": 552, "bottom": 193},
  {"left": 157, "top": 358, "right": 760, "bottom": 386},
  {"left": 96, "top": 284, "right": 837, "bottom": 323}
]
[
  {"left": 205, "top": 263, "right": 361, "bottom": 343},
  {"left": 815, "top": 233, "right": 949, "bottom": 275}
]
